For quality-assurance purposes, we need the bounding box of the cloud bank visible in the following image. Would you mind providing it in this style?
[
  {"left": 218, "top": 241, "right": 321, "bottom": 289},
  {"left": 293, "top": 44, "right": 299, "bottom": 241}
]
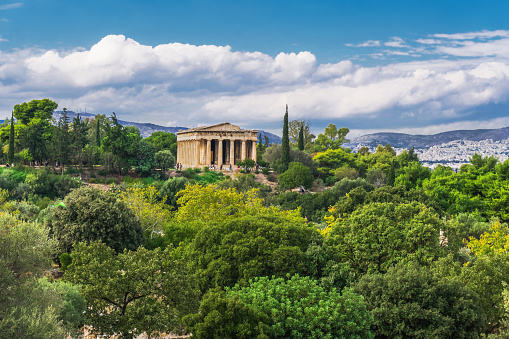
[{"left": 1, "top": 31, "right": 509, "bottom": 135}]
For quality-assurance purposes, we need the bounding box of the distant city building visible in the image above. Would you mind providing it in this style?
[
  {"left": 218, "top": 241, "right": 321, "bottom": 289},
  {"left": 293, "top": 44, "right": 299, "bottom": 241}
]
[{"left": 176, "top": 123, "right": 258, "bottom": 168}]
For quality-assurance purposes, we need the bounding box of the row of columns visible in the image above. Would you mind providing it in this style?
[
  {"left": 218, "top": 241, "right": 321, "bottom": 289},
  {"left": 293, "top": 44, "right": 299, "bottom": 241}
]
[{"left": 178, "top": 138, "right": 257, "bottom": 168}]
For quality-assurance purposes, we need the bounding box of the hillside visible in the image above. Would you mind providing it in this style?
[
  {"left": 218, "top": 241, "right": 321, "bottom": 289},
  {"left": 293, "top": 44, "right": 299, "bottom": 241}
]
[{"left": 346, "top": 126, "right": 509, "bottom": 149}]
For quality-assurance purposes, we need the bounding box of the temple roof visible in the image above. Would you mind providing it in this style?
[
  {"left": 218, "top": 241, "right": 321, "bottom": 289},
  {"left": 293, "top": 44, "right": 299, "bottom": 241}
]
[{"left": 178, "top": 122, "right": 258, "bottom": 134}]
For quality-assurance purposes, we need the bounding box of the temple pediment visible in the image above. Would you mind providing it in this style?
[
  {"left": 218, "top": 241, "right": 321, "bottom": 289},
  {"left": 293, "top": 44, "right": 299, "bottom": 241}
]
[{"left": 184, "top": 122, "right": 241, "bottom": 133}]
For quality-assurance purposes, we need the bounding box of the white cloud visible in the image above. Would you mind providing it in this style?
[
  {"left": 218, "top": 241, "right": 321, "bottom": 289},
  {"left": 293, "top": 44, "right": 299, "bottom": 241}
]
[
  {"left": 0, "top": 32, "right": 509, "bottom": 134},
  {"left": 432, "top": 30, "right": 509, "bottom": 40},
  {"left": 435, "top": 38, "right": 509, "bottom": 57},
  {"left": 0, "top": 3, "right": 22, "bottom": 10},
  {"left": 346, "top": 40, "right": 381, "bottom": 47},
  {"left": 384, "top": 37, "right": 407, "bottom": 48}
]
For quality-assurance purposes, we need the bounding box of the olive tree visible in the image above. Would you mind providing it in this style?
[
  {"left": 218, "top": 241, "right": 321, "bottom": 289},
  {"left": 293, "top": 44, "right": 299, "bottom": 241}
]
[{"left": 48, "top": 186, "right": 145, "bottom": 255}]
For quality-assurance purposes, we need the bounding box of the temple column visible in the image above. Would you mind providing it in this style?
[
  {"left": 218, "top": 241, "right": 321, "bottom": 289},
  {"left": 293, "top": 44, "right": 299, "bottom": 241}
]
[
  {"left": 206, "top": 139, "right": 211, "bottom": 165},
  {"left": 252, "top": 141, "right": 257, "bottom": 163},
  {"left": 230, "top": 139, "right": 235, "bottom": 166},
  {"left": 195, "top": 140, "right": 200, "bottom": 166},
  {"left": 218, "top": 139, "right": 223, "bottom": 166},
  {"left": 241, "top": 140, "right": 246, "bottom": 161}
]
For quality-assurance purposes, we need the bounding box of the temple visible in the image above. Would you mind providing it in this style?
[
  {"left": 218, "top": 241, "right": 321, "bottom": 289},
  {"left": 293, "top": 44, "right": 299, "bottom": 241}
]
[{"left": 176, "top": 123, "right": 259, "bottom": 168}]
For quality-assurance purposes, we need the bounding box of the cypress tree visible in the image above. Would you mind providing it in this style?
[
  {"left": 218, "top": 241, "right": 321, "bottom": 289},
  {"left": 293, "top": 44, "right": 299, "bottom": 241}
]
[
  {"left": 95, "top": 115, "right": 101, "bottom": 147},
  {"left": 8, "top": 111, "right": 14, "bottom": 165},
  {"left": 281, "top": 105, "right": 290, "bottom": 172},
  {"left": 298, "top": 125, "right": 304, "bottom": 151}
]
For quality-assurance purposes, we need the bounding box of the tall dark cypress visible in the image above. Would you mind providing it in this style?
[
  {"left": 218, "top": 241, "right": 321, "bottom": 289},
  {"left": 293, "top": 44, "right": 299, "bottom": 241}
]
[
  {"left": 281, "top": 104, "right": 290, "bottom": 172},
  {"left": 8, "top": 111, "right": 14, "bottom": 165},
  {"left": 298, "top": 125, "right": 304, "bottom": 151},
  {"left": 95, "top": 115, "right": 101, "bottom": 147}
]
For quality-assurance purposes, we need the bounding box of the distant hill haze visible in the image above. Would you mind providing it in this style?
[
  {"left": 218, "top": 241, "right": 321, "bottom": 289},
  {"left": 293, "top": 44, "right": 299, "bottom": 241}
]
[
  {"left": 346, "top": 127, "right": 509, "bottom": 149},
  {"left": 52, "top": 111, "right": 282, "bottom": 144}
]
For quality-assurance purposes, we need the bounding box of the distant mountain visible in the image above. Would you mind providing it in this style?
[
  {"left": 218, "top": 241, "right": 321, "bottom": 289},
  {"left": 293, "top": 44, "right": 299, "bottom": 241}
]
[
  {"left": 346, "top": 127, "right": 509, "bottom": 149},
  {"left": 53, "top": 111, "right": 282, "bottom": 143}
]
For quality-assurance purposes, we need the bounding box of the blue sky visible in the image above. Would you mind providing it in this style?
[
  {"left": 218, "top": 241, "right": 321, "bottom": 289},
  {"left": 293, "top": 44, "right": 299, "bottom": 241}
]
[{"left": 1, "top": 0, "right": 509, "bottom": 137}]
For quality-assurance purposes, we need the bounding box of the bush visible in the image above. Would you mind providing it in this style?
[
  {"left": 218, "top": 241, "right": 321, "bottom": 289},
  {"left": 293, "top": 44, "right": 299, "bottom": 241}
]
[
  {"left": 122, "top": 175, "right": 133, "bottom": 183},
  {"left": 183, "top": 288, "right": 269, "bottom": 339},
  {"left": 59, "top": 253, "right": 72, "bottom": 271},
  {"left": 278, "top": 162, "right": 314, "bottom": 190},
  {"left": 47, "top": 186, "right": 145, "bottom": 255},
  {"left": 88, "top": 178, "right": 96, "bottom": 183},
  {"left": 354, "top": 262, "right": 486, "bottom": 338},
  {"left": 261, "top": 168, "right": 269, "bottom": 175},
  {"left": 231, "top": 274, "right": 373, "bottom": 339},
  {"left": 105, "top": 178, "right": 116, "bottom": 185},
  {"left": 97, "top": 169, "right": 108, "bottom": 176},
  {"left": 159, "top": 177, "right": 189, "bottom": 210},
  {"left": 95, "top": 177, "right": 104, "bottom": 184}
]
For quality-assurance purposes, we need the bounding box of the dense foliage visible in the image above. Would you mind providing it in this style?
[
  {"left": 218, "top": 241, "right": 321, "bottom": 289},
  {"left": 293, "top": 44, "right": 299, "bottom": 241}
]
[
  {"left": 48, "top": 186, "right": 145, "bottom": 255},
  {"left": 2, "top": 99, "right": 509, "bottom": 338}
]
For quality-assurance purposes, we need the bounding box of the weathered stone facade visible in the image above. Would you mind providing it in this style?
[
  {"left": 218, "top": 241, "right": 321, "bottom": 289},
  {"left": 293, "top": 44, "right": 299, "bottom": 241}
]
[{"left": 176, "top": 123, "right": 258, "bottom": 168}]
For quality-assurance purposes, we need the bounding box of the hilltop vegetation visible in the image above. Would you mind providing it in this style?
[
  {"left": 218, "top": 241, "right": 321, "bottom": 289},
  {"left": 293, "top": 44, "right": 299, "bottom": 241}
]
[{"left": 2, "top": 100, "right": 509, "bottom": 338}]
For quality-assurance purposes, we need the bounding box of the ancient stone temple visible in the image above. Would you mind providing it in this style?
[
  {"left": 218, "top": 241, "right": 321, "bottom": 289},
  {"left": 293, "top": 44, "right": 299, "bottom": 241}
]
[{"left": 176, "top": 123, "right": 259, "bottom": 168}]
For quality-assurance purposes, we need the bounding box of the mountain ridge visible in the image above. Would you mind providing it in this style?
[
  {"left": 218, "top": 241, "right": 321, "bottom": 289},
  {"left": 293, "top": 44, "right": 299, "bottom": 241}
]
[{"left": 346, "top": 126, "right": 509, "bottom": 149}]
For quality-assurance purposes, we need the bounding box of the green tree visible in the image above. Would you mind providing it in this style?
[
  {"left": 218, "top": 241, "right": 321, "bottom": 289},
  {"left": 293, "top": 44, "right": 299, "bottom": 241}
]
[
  {"left": 159, "top": 176, "right": 189, "bottom": 210},
  {"left": 354, "top": 261, "right": 486, "bottom": 338},
  {"left": 327, "top": 201, "right": 445, "bottom": 274},
  {"left": 8, "top": 112, "right": 14, "bottom": 164},
  {"left": 101, "top": 113, "right": 138, "bottom": 174},
  {"left": 185, "top": 212, "right": 314, "bottom": 292},
  {"left": 174, "top": 184, "right": 264, "bottom": 224},
  {"left": 263, "top": 144, "right": 315, "bottom": 174},
  {"left": 278, "top": 161, "right": 314, "bottom": 190},
  {"left": 47, "top": 186, "right": 145, "bottom": 255},
  {"left": 71, "top": 113, "right": 90, "bottom": 172},
  {"left": 65, "top": 242, "right": 198, "bottom": 338},
  {"left": 281, "top": 105, "right": 290, "bottom": 172},
  {"left": 313, "top": 124, "right": 349, "bottom": 152},
  {"left": 0, "top": 212, "right": 64, "bottom": 338},
  {"left": 155, "top": 150, "right": 175, "bottom": 173},
  {"left": 52, "top": 108, "right": 72, "bottom": 173},
  {"left": 231, "top": 274, "right": 373, "bottom": 339},
  {"left": 183, "top": 288, "right": 269, "bottom": 339},
  {"left": 288, "top": 119, "right": 314, "bottom": 151},
  {"left": 13, "top": 99, "right": 57, "bottom": 125},
  {"left": 134, "top": 139, "right": 156, "bottom": 177},
  {"left": 297, "top": 125, "right": 304, "bottom": 151},
  {"left": 14, "top": 99, "right": 57, "bottom": 164},
  {"left": 144, "top": 131, "right": 177, "bottom": 156}
]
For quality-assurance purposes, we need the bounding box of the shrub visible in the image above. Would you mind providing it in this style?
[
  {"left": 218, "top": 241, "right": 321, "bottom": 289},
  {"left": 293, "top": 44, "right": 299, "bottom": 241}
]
[
  {"left": 183, "top": 288, "right": 269, "bottom": 339},
  {"left": 105, "top": 178, "right": 116, "bottom": 185},
  {"left": 278, "top": 162, "right": 314, "bottom": 190},
  {"left": 261, "top": 167, "right": 269, "bottom": 175},
  {"left": 159, "top": 177, "right": 189, "bottom": 210},
  {"left": 231, "top": 274, "right": 373, "bottom": 339},
  {"left": 122, "top": 175, "right": 133, "bottom": 183},
  {"left": 97, "top": 169, "right": 108, "bottom": 176},
  {"left": 354, "top": 262, "right": 486, "bottom": 338},
  {"left": 88, "top": 178, "right": 96, "bottom": 183},
  {"left": 59, "top": 253, "right": 72, "bottom": 271},
  {"left": 95, "top": 177, "right": 104, "bottom": 184}
]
